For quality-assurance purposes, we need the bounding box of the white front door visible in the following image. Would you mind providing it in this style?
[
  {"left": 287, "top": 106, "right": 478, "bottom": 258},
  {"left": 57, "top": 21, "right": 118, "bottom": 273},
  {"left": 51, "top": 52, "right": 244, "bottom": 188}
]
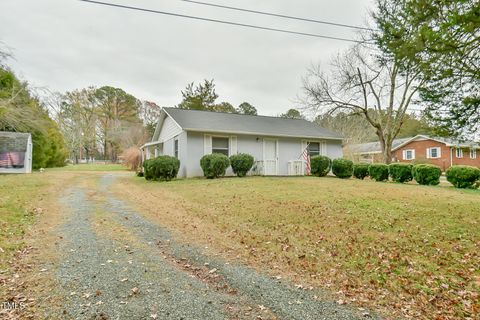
[{"left": 263, "top": 139, "right": 278, "bottom": 175}]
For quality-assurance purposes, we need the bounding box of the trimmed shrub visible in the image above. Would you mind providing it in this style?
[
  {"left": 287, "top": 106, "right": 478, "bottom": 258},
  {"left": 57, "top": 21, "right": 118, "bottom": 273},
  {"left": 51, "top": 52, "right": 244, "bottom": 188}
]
[
  {"left": 389, "top": 163, "right": 413, "bottom": 183},
  {"left": 368, "top": 164, "right": 389, "bottom": 182},
  {"left": 230, "top": 153, "right": 254, "bottom": 177},
  {"left": 200, "top": 153, "right": 230, "bottom": 179},
  {"left": 412, "top": 164, "right": 441, "bottom": 186},
  {"left": 332, "top": 158, "right": 353, "bottom": 179},
  {"left": 353, "top": 163, "right": 370, "bottom": 180},
  {"left": 311, "top": 155, "right": 332, "bottom": 177},
  {"left": 143, "top": 156, "right": 180, "bottom": 181},
  {"left": 143, "top": 159, "right": 154, "bottom": 181},
  {"left": 446, "top": 165, "right": 480, "bottom": 189}
]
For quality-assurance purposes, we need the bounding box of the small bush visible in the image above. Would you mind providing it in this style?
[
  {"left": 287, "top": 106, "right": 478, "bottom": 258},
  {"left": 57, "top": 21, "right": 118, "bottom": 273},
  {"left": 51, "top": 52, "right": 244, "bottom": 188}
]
[
  {"left": 143, "top": 159, "right": 154, "bottom": 180},
  {"left": 143, "top": 156, "right": 180, "bottom": 181},
  {"left": 200, "top": 153, "right": 230, "bottom": 179},
  {"left": 389, "top": 163, "right": 413, "bottom": 183},
  {"left": 311, "top": 155, "right": 332, "bottom": 177},
  {"left": 446, "top": 165, "right": 480, "bottom": 189},
  {"left": 230, "top": 153, "right": 254, "bottom": 177},
  {"left": 353, "top": 163, "right": 370, "bottom": 180},
  {"left": 412, "top": 164, "right": 441, "bottom": 186},
  {"left": 368, "top": 164, "right": 389, "bottom": 182},
  {"left": 332, "top": 158, "right": 353, "bottom": 179}
]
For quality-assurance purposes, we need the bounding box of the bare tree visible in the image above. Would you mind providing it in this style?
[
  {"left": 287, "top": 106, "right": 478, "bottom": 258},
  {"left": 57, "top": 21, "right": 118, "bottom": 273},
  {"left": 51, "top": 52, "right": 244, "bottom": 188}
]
[
  {"left": 302, "top": 45, "right": 424, "bottom": 163},
  {"left": 57, "top": 88, "right": 98, "bottom": 163}
]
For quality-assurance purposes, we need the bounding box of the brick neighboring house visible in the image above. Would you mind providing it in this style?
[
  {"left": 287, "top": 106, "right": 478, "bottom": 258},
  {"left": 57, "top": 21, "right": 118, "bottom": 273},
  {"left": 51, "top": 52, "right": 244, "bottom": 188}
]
[{"left": 347, "top": 135, "right": 480, "bottom": 171}]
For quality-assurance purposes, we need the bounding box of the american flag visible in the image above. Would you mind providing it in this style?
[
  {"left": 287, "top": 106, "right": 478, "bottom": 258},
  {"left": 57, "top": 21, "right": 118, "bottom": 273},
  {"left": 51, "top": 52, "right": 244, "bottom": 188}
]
[{"left": 302, "top": 146, "right": 311, "bottom": 175}]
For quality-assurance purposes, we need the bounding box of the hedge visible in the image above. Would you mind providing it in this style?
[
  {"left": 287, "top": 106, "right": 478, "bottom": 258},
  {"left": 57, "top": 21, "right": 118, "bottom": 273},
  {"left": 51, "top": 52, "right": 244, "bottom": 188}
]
[
  {"left": 200, "top": 153, "right": 230, "bottom": 179},
  {"left": 412, "top": 164, "right": 441, "bottom": 186},
  {"left": 332, "top": 158, "right": 353, "bottom": 179},
  {"left": 143, "top": 156, "right": 180, "bottom": 181},
  {"left": 311, "top": 155, "right": 331, "bottom": 177},
  {"left": 389, "top": 163, "right": 413, "bottom": 183},
  {"left": 368, "top": 164, "right": 389, "bottom": 181},
  {"left": 446, "top": 165, "right": 480, "bottom": 189},
  {"left": 229, "top": 153, "right": 254, "bottom": 177},
  {"left": 353, "top": 163, "right": 370, "bottom": 180}
]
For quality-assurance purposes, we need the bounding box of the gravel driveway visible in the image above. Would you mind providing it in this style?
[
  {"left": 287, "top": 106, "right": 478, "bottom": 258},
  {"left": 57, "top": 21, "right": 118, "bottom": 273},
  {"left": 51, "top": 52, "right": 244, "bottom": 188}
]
[{"left": 47, "top": 173, "right": 380, "bottom": 320}]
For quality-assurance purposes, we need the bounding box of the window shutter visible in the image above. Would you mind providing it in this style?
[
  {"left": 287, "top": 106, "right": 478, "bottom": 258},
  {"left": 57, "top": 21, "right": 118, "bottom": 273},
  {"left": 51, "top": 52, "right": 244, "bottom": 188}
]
[
  {"left": 412, "top": 150, "right": 416, "bottom": 159},
  {"left": 437, "top": 147, "right": 442, "bottom": 158},
  {"left": 229, "top": 136, "right": 237, "bottom": 156},
  {"left": 321, "top": 141, "right": 327, "bottom": 155},
  {"left": 301, "top": 140, "right": 307, "bottom": 153},
  {"left": 204, "top": 134, "right": 212, "bottom": 155},
  {"left": 426, "top": 148, "right": 430, "bottom": 159},
  {"left": 402, "top": 150, "right": 406, "bottom": 160}
]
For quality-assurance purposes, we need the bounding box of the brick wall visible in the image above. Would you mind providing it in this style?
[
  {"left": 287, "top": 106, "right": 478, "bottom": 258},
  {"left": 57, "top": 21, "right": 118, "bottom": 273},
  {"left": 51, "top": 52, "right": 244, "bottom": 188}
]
[{"left": 393, "top": 139, "right": 480, "bottom": 171}]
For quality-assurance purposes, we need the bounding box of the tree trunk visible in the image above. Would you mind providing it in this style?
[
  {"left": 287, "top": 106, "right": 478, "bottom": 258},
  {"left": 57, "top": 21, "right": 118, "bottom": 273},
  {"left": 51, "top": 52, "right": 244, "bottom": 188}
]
[
  {"left": 382, "top": 139, "right": 393, "bottom": 164},
  {"left": 377, "top": 132, "right": 393, "bottom": 164},
  {"left": 104, "top": 139, "right": 107, "bottom": 162}
]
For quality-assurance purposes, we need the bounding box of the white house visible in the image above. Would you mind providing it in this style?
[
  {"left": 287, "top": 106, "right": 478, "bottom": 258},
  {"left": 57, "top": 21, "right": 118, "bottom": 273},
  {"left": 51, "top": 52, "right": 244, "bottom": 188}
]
[
  {"left": 0, "top": 131, "right": 33, "bottom": 174},
  {"left": 141, "top": 108, "right": 343, "bottom": 178}
]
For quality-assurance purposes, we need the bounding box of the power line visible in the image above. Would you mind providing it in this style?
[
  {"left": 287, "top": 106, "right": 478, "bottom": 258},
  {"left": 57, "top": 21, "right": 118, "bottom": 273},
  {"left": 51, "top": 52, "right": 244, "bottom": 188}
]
[
  {"left": 78, "top": 0, "right": 364, "bottom": 43},
  {"left": 181, "top": 0, "right": 372, "bottom": 31}
]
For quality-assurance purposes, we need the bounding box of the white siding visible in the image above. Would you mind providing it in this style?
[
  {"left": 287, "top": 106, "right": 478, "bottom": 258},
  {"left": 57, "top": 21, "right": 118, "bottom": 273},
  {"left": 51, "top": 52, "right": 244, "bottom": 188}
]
[
  {"left": 186, "top": 131, "right": 343, "bottom": 177},
  {"left": 159, "top": 116, "right": 182, "bottom": 142}
]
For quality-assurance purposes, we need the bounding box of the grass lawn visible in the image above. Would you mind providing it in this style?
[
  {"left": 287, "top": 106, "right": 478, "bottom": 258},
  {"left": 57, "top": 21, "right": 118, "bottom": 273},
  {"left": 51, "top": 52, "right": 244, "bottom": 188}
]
[
  {"left": 116, "top": 175, "right": 480, "bottom": 320},
  {"left": 0, "top": 174, "right": 50, "bottom": 268},
  {"left": 49, "top": 163, "right": 127, "bottom": 172}
]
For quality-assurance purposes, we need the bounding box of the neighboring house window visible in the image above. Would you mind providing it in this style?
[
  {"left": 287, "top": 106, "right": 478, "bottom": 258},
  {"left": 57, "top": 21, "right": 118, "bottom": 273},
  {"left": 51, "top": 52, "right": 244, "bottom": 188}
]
[
  {"left": 470, "top": 148, "right": 477, "bottom": 159},
  {"left": 403, "top": 149, "right": 415, "bottom": 160},
  {"left": 456, "top": 148, "right": 463, "bottom": 158},
  {"left": 307, "top": 142, "right": 320, "bottom": 156},
  {"left": 212, "top": 137, "right": 229, "bottom": 156},
  {"left": 427, "top": 147, "right": 441, "bottom": 159},
  {"left": 174, "top": 139, "right": 179, "bottom": 158}
]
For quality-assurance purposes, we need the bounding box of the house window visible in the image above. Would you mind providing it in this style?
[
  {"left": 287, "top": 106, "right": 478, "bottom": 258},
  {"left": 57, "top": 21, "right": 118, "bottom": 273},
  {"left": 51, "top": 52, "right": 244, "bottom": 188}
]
[
  {"left": 212, "top": 137, "right": 229, "bottom": 156},
  {"left": 403, "top": 149, "right": 415, "bottom": 160},
  {"left": 470, "top": 149, "right": 477, "bottom": 159},
  {"left": 456, "top": 148, "right": 463, "bottom": 158},
  {"left": 427, "top": 147, "right": 441, "bottom": 159},
  {"left": 307, "top": 142, "right": 320, "bottom": 156},
  {"left": 174, "top": 139, "right": 179, "bottom": 158}
]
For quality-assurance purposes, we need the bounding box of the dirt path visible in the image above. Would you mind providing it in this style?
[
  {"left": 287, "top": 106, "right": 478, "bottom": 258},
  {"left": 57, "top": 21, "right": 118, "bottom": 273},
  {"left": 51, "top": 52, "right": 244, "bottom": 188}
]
[{"left": 45, "top": 173, "right": 379, "bottom": 320}]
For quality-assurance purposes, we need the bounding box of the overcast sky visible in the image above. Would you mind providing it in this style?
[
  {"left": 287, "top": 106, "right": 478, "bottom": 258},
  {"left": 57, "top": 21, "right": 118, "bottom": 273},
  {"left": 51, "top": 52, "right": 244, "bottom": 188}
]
[{"left": 0, "top": 0, "right": 374, "bottom": 116}]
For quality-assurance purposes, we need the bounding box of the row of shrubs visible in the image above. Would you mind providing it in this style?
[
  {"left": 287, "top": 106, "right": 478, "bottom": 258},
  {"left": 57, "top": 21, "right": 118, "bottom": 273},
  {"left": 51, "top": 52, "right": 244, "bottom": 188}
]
[
  {"left": 142, "top": 153, "right": 255, "bottom": 181},
  {"left": 142, "top": 153, "right": 480, "bottom": 189},
  {"left": 311, "top": 155, "right": 480, "bottom": 189},
  {"left": 200, "top": 153, "right": 255, "bottom": 178}
]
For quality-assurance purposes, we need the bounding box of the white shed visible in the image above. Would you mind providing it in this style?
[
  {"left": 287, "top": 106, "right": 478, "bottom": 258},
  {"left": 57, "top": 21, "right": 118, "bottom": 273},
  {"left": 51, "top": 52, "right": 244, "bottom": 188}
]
[{"left": 0, "top": 131, "right": 33, "bottom": 174}]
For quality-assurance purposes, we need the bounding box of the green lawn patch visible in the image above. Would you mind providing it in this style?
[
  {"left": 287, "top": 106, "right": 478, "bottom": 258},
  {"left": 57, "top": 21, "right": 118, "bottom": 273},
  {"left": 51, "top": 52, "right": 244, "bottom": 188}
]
[{"left": 50, "top": 163, "right": 127, "bottom": 172}]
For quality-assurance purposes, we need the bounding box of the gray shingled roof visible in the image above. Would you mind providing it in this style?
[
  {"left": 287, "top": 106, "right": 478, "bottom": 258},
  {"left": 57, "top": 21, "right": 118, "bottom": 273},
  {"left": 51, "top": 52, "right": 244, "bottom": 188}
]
[
  {"left": 0, "top": 131, "right": 30, "bottom": 153},
  {"left": 348, "top": 137, "right": 412, "bottom": 154},
  {"left": 349, "top": 135, "right": 480, "bottom": 154},
  {"left": 163, "top": 108, "right": 343, "bottom": 140}
]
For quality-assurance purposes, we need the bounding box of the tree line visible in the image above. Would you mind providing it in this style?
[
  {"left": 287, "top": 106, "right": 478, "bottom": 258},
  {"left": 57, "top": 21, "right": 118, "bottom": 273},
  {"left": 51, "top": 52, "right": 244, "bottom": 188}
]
[
  {"left": 1, "top": 0, "right": 477, "bottom": 167},
  {"left": 301, "top": 0, "right": 478, "bottom": 163}
]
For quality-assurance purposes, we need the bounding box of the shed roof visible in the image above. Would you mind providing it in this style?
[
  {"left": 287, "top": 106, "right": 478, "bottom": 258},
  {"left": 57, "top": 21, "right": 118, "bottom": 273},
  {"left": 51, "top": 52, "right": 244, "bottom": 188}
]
[
  {"left": 163, "top": 108, "right": 343, "bottom": 140},
  {"left": 0, "top": 131, "right": 31, "bottom": 153}
]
